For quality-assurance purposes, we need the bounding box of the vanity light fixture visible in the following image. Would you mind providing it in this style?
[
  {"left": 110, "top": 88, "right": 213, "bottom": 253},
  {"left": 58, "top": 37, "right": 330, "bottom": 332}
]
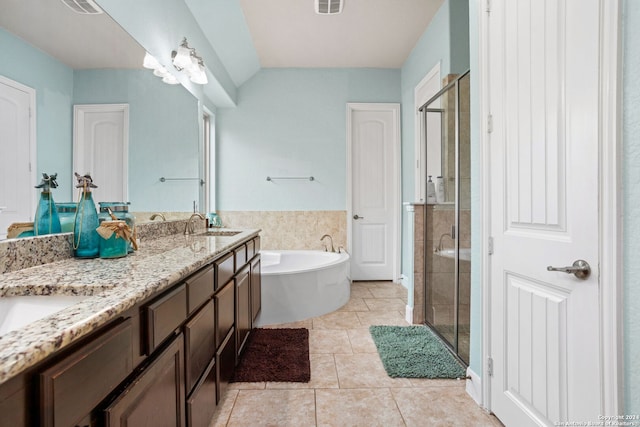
[
  {"left": 143, "top": 52, "right": 180, "bottom": 85},
  {"left": 171, "top": 38, "right": 208, "bottom": 85}
]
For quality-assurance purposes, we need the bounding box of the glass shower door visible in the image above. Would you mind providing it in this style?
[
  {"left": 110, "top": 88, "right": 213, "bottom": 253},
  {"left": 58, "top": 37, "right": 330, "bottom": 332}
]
[{"left": 421, "top": 71, "right": 470, "bottom": 364}]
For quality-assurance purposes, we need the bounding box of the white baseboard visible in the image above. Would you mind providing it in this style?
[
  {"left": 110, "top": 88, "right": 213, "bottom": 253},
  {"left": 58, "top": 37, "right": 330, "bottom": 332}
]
[
  {"left": 405, "top": 305, "right": 414, "bottom": 324},
  {"left": 465, "top": 366, "right": 482, "bottom": 406}
]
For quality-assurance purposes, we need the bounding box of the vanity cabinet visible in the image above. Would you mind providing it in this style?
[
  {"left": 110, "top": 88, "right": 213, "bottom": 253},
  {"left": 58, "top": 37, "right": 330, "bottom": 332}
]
[{"left": 0, "top": 234, "right": 261, "bottom": 427}]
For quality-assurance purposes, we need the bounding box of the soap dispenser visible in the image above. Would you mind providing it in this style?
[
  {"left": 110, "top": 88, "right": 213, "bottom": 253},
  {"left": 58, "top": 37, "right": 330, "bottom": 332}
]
[
  {"left": 426, "top": 175, "right": 437, "bottom": 204},
  {"left": 34, "top": 173, "right": 62, "bottom": 235},
  {"left": 73, "top": 173, "right": 100, "bottom": 258}
]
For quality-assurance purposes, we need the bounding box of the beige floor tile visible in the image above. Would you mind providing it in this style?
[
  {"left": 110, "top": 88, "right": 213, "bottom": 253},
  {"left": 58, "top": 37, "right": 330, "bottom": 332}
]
[
  {"left": 229, "top": 381, "right": 266, "bottom": 390},
  {"left": 368, "top": 286, "right": 410, "bottom": 300},
  {"left": 312, "top": 311, "right": 362, "bottom": 329},
  {"left": 364, "top": 297, "right": 407, "bottom": 311},
  {"left": 349, "top": 287, "right": 375, "bottom": 298},
  {"left": 315, "top": 388, "right": 406, "bottom": 427},
  {"left": 227, "top": 389, "right": 316, "bottom": 427},
  {"left": 208, "top": 389, "right": 238, "bottom": 427},
  {"left": 356, "top": 310, "right": 409, "bottom": 327},
  {"left": 391, "top": 387, "right": 503, "bottom": 427},
  {"left": 406, "top": 377, "right": 467, "bottom": 388},
  {"left": 309, "top": 329, "right": 353, "bottom": 354},
  {"left": 334, "top": 353, "right": 411, "bottom": 388},
  {"left": 347, "top": 328, "right": 378, "bottom": 353},
  {"left": 337, "top": 297, "right": 370, "bottom": 312},
  {"left": 267, "top": 354, "right": 339, "bottom": 390}
]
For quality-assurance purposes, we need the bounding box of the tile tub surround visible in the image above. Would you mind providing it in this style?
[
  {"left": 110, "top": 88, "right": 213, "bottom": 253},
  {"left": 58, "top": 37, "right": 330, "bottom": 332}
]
[
  {"left": 0, "top": 228, "right": 259, "bottom": 384},
  {"left": 216, "top": 211, "right": 346, "bottom": 251}
]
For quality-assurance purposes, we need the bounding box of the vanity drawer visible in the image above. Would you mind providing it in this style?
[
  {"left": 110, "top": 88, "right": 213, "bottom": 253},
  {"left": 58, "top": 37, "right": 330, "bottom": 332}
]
[
  {"left": 40, "top": 318, "right": 133, "bottom": 427},
  {"left": 184, "top": 300, "right": 216, "bottom": 393},
  {"left": 146, "top": 284, "right": 187, "bottom": 353},
  {"left": 214, "top": 252, "right": 235, "bottom": 291},
  {"left": 214, "top": 279, "right": 235, "bottom": 349},
  {"left": 253, "top": 236, "right": 261, "bottom": 253},
  {"left": 234, "top": 244, "right": 247, "bottom": 271},
  {"left": 186, "top": 265, "right": 214, "bottom": 315}
]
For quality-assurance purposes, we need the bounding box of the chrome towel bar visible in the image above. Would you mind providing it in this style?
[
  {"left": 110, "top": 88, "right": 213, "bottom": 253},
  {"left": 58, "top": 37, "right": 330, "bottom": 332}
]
[{"left": 266, "top": 176, "right": 314, "bottom": 181}]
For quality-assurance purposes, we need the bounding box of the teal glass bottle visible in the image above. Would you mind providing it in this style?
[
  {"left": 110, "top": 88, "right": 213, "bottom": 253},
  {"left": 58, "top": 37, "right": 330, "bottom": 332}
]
[
  {"left": 73, "top": 173, "right": 100, "bottom": 258},
  {"left": 33, "top": 173, "right": 61, "bottom": 235},
  {"left": 34, "top": 192, "right": 61, "bottom": 235}
]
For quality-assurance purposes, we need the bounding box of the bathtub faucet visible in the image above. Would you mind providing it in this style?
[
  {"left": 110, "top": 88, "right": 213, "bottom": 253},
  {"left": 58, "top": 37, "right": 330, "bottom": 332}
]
[{"left": 320, "top": 234, "right": 335, "bottom": 252}]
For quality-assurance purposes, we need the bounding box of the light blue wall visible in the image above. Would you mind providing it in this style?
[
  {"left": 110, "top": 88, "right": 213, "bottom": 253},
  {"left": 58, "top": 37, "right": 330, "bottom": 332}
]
[
  {"left": 216, "top": 68, "right": 400, "bottom": 210},
  {"left": 74, "top": 70, "right": 201, "bottom": 211},
  {"left": 0, "top": 28, "right": 74, "bottom": 200},
  {"left": 623, "top": 0, "right": 640, "bottom": 414}
]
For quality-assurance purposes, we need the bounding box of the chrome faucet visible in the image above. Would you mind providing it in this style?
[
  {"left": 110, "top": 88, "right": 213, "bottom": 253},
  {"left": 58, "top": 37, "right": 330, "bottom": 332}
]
[
  {"left": 320, "top": 234, "right": 335, "bottom": 252},
  {"left": 436, "top": 233, "right": 454, "bottom": 252},
  {"left": 184, "top": 213, "right": 206, "bottom": 235},
  {"left": 149, "top": 213, "right": 166, "bottom": 221}
]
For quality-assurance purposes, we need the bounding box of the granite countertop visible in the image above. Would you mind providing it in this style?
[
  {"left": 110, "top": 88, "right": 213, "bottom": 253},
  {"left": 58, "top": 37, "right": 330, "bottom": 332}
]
[{"left": 0, "top": 228, "right": 260, "bottom": 385}]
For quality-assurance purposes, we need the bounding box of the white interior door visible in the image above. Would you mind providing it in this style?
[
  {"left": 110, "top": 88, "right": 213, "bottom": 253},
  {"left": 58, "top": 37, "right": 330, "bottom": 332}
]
[
  {"left": 73, "top": 104, "right": 128, "bottom": 204},
  {"left": 487, "top": 0, "right": 607, "bottom": 424},
  {"left": 347, "top": 103, "right": 400, "bottom": 281},
  {"left": 0, "top": 76, "right": 36, "bottom": 239}
]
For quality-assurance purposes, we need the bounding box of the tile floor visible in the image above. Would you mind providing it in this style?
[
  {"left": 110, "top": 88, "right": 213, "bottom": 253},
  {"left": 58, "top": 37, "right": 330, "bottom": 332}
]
[{"left": 209, "top": 281, "right": 503, "bottom": 427}]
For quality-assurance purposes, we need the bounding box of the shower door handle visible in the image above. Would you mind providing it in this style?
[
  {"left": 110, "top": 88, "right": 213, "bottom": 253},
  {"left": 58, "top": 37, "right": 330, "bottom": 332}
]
[
  {"left": 353, "top": 215, "right": 364, "bottom": 220},
  {"left": 547, "top": 260, "right": 591, "bottom": 280}
]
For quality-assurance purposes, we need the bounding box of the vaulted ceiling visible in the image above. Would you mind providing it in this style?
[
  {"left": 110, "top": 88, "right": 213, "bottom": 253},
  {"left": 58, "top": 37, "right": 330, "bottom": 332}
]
[{"left": 0, "top": 0, "right": 443, "bottom": 87}]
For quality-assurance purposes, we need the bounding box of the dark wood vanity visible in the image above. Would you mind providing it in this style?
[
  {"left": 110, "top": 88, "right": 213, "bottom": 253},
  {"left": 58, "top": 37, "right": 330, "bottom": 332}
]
[{"left": 0, "top": 235, "right": 262, "bottom": 427}]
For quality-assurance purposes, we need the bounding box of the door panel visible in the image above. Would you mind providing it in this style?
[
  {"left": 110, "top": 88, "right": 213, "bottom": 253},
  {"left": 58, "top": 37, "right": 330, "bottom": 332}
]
[
  {"left": 73, "top": 104, "right": 128, "bottom": 204},
  {"left": 349, "top": 104, "right": 399, "bottom": 281},
  {"left": 488, "top": 0, "right": 601, "bottom": 424}
]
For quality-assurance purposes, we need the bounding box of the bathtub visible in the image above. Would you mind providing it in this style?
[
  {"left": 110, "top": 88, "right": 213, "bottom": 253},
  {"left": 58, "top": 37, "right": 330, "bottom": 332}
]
[{"left": 256, "top": 250, "right": 351, "bottom": 326}]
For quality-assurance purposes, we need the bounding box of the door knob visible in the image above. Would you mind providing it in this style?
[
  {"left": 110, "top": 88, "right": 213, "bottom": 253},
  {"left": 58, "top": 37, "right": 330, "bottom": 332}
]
[
  {"left": 546, "top": 260, "right": 591, "bottom": 280},
  {"left": 353, "top": 214, "right": 364, "bottom": 220}
]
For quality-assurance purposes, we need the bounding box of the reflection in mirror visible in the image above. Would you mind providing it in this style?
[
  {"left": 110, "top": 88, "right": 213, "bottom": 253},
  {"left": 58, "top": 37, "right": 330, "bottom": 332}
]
[{"left": 0, "top": 0, "right": 202, "bottom": 240}]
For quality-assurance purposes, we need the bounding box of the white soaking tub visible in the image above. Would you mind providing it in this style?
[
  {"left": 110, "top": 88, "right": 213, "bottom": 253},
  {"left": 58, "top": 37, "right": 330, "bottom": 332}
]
[{"left": 256, "top": 250, "right": 351, "bottom": 326}]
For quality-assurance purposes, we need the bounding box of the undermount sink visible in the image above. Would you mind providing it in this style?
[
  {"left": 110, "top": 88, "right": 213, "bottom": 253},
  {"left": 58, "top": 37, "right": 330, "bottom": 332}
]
[
  {"left": 199, "top": 229, "right": 242, "bottom": 237},
  {"left": 435, "top": 248, "right": 471, "bottom": 261},
  {"left": 0, "top": 295, "right": 89, "bottom": 336}
]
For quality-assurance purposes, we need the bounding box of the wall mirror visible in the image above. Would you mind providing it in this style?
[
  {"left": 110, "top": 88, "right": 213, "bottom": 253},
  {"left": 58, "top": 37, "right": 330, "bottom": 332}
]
[{"left": 0, "top": 0, "right": 203, "bottom": 239}]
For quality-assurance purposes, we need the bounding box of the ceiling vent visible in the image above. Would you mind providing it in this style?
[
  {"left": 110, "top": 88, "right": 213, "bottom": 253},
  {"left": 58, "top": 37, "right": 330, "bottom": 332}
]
[
  {"left": 60, "top": 0, "right": 103, "bottom": 14},
  {"left": 315, "top": 0, "right": 344, "bottom": 15}
]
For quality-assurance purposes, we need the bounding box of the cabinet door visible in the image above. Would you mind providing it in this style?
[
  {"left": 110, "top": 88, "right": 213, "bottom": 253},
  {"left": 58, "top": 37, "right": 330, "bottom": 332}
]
[
  {"left": 214, "top": 280, "right": 234, "bottom": 349},
  {"left": 40, "top": 318, "right": 133, "bottom": 427},
  {"left": 103, "top": 334, "right": 185, "bottom": 427},
  {"left": 235, "top": 265, "right": 251, "bottom": 359},
  {"left": 184, "top": 300, "right": 215, "bottom": 394},
  {"left": 250, "top": 255, "right": 262, "bottom": 325},
  {"left": 186, "top": 358, "right": 216, "bottom": 427}
]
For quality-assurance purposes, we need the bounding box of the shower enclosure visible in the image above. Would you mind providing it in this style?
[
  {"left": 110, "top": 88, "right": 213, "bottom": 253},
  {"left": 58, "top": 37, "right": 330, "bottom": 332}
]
[{"left": 419, "top": 71, "right": 470, "bottom": 363}]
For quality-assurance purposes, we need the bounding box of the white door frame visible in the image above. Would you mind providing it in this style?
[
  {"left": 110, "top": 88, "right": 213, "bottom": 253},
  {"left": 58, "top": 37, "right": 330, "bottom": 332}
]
[
  {"left": 0, "top": 75, "right": 37, "bottom": 211},
  {"left": 346, "top": 102, "right": 401, "bottom": 282},
  {"left": 478, "top": 0, "right": 623, "bottom": 413}
]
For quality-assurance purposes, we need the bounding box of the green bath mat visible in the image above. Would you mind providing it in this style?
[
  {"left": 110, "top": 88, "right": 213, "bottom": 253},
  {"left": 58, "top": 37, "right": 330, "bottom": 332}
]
[{"left": 369, "top": 325, "right": 466, "bottom": 379}]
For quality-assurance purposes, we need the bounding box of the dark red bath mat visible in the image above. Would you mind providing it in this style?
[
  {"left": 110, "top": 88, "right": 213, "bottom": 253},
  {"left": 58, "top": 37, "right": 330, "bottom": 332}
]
[{"left": 231, "top": 328, "right": 310, "bottom": 383}]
